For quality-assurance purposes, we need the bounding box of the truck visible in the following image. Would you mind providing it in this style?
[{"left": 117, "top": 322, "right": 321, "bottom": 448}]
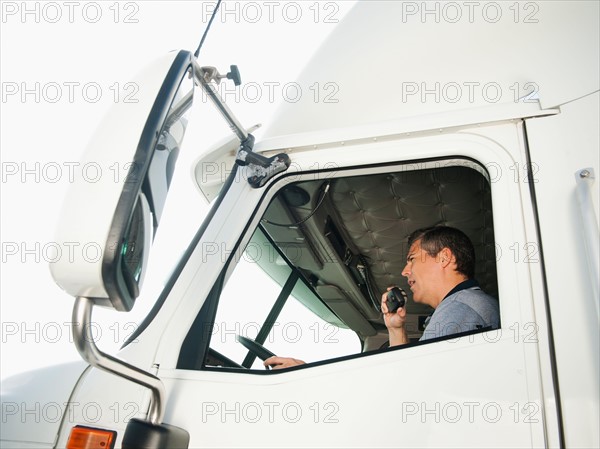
[{"left": 1, "top": 1, "right": 598, "bottom": 448}]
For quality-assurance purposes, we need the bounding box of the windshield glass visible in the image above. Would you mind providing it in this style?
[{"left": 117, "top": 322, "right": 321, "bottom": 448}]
[{"left": 208, "top": 226, "right": 361, "bottom": 369}]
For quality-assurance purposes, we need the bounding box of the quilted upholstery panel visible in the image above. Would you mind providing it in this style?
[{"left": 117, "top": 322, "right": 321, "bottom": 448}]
[{"left": 329, "top": 166, "right": 498, "bottom": 301}]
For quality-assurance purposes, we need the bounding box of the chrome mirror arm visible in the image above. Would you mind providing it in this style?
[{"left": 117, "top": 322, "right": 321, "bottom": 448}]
[{"left": 72, "top": 297, "right": 165, "bottom": 425}]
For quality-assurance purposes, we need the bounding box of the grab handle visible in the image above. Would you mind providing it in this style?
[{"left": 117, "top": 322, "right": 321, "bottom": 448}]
[{"left": 575, "top": 168, "right": 599, "bottom": 320}]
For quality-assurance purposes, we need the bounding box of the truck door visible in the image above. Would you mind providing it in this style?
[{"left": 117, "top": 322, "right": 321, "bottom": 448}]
[{"left": 149, "top": 118, "right": 558, "bottom": 448}]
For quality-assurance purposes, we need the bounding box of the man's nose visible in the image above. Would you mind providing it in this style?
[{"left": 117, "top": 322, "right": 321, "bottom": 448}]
[{"left": 401, "top": 263, "right": 410, "bottom": 277}]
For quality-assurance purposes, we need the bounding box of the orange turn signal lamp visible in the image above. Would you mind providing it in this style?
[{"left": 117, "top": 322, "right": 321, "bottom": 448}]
[{"left": 66, "top": 425, "right": 117, "bottom": 449}]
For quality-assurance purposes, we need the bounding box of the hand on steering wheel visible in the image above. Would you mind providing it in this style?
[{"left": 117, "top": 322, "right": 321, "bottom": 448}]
[
  {"left": 236, "top": 336, "right": 306, "bottom": 370},
  {"left": 237, "top": 335, "right": 276, "bottom": 369}
]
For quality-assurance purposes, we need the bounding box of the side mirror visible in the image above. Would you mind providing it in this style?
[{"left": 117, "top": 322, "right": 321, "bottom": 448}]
[{"left": 50, "top": 50, "right": 195, "bottom": 311}]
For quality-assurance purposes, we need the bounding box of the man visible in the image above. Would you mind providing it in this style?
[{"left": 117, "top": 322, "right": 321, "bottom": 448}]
[
  {"left": 265, "top": 225, "right": 499, "bottom": 368},
  {"left": 383, "top": 225, "right": 499, "bottom": 346}
]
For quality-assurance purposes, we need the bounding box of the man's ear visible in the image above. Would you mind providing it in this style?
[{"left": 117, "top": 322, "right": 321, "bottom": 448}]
[{"left": 438, "top": 247, "right": 454, "bottom": 268}]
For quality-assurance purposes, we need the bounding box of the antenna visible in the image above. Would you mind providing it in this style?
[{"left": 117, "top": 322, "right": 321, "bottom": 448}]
[{"left": 194, "top": 0, "right": 222, "bottom": 58}]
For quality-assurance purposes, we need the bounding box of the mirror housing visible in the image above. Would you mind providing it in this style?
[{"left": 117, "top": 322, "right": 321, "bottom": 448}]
[{"left": 50, "top": 50, "right": 194, "bottom": 311}]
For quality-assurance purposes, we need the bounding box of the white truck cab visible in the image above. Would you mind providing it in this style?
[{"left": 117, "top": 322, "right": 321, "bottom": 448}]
[{"left": 1, "top": 2, "right": 598, "bottom": 448}]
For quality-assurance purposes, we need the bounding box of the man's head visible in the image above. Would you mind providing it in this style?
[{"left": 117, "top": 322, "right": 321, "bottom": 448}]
[
  {"left": 407, "top": 226, "right": 476, "bottom": 278},
  {"left": 402, "top": 226, "right": 475, "bottom": 307}
]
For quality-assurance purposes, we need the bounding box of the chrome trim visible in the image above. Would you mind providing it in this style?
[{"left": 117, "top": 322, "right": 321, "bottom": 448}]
[
  {"left": 72, "top": 297, "right": 165, "bottom": 424},
  {"left": 575, "top": 167, "right": 599, "bottom": 320},
  {"left": 192, "top": 59, "right": 248, "bottom": 142}
]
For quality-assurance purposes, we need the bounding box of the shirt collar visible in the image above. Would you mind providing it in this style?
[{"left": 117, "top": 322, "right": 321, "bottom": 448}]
[{"left": 442, "top": 278, "right": 479, "bottom": 301}]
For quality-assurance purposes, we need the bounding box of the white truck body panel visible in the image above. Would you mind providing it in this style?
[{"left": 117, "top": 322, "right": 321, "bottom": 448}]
[{"left": 0, "top": 362, "right": 87, "bottom": 448}]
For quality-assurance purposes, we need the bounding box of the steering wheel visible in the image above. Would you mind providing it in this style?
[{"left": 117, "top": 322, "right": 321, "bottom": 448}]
[{"left": 237, "top": 336, "right": 277, "bottom": 368}]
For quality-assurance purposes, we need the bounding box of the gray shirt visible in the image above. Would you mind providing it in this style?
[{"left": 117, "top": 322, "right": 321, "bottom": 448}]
[{"left": 420, "top": 285, "right": 500, "bottom": 341}]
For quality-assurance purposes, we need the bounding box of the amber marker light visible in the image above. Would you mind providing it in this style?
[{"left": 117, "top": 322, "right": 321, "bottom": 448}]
[{"left": 66, "top": 426, "right": 117, "bottom": 449}]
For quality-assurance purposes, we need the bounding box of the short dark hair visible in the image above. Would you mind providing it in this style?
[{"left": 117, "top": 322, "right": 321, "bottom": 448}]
[{"left": 407, "top": 226, "right": 475, "bottom": 278}]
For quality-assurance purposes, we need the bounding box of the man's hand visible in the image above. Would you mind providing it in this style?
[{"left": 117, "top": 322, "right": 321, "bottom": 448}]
[
  {"left": 264, "top": 356, "right": 306, "bottom": 370},
  {"left": 382, "top": 287, "right": 407, "bottom": 328},
  {"left": 382, "top": 287, "right": 409, "bottom": 346}
]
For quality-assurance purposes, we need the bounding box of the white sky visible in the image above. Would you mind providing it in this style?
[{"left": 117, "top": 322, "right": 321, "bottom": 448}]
[{"left": 0, "top": 0, "right": 357, "bottom": 381}]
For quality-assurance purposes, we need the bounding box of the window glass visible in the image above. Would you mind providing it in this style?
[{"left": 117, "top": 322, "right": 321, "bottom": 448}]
[
  {"left": 200, "top": 161, "right": 498, "bottom": 370},
  {"left": 208, "top": 227, "right": 361, "bottom": 369}
]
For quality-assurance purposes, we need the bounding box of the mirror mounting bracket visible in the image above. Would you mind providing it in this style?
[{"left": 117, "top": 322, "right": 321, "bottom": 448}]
[
  {"left": 72, "top": 297, "right": 165, "bottom": 425},
  {"left": 199, "top": 65, "right": 241, "bottom": 86},
  {"left": 194, "top": 60, "right": 291, "bottom": 188},
  {"left": 235, "top": 134, "right": 291, "bottom": 188}
]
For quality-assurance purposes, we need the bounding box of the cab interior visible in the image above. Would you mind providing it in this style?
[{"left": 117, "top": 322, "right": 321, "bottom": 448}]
[{"left": 180, "top": 160, "right": 499, "bottom": 370}]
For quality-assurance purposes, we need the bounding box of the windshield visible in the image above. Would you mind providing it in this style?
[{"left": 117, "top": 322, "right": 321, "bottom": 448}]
[{"left": 208, "top": 226, "right": 360, "bottom": 369}]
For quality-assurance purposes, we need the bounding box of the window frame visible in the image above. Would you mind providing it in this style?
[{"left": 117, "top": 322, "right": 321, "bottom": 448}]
[{"left": 177, "top": 154, "right": 501, "bottom": 373}]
